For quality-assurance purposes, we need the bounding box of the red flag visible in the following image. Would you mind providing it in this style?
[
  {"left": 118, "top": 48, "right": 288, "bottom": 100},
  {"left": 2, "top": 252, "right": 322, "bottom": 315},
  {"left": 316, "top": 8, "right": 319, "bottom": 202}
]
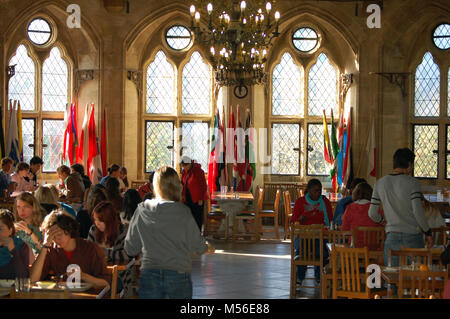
[
  {"left": 88, "top": 103, "right": 102, "bottom": 182},
  {"left": 62, "top": 103, "right": 69, "bottom": 165},
  {"left": 366, "top": 118, "right": 376, "bottom": 178},
  {"left": 78, "top": 103, "right": 89, "bottom": 163},
  {"left": 101, "top": 108, "right": 107, "bottom": 176},
  {"left": 208, "top": 110, "right": 219, "bottom": 196},
  {"left": 72, "top": 103, "right": 79, "bottom": 164},
  {"left": 67, "top": 103, "right": 74, "bottom": 165}
]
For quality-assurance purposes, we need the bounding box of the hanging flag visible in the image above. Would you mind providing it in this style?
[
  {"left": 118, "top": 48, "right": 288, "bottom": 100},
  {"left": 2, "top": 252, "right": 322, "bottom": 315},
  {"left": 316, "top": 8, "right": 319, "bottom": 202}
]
[
  {"left": 322, "top": 110, "right": 333, "bottom": 164},
  {"left": 0, "top": 105, "right": 5, "bottom": 159},
  {"left": 235, "top": 106, "right": 246, "bottom": 191},
  {"left": 101, "top": 108, "right": 107, "bottom": 177},
  {"left": 228, "top": 106, "right": 238, "bottom": 191},
  {"left": 342, "top": 108, "right": 352, "bottom": 187},
  {"left": 216, "top": 111, "right": 226, "bottom": 191},
  {"left": 87, "top": 103, "right": 102, "bottom": 183},
  {"left": 366, "top": 118, "right": 376, "bottom": 178},
  {"left": 6, "top": 100, "right": 20, "bottom": 165},
  {"left": 208, "top": 110, "right": 219, "bottom": 196},
  {"left": 243, "top": 109, "right": 256, "bottom": 192},
  {"left": 17, "top": 101, "right": 23, "bottom": 162},
  {"left": 329, "top": 110, "right": 339, "bottom": 192},
  {"left": 62, "top": 103, "right": 69, "bottom": 165},
  {"left": 72, "top": 103, "right": 79, "bottom": 164},
  {"left": 77, "top": 103, "right": 90, "bottom": 165}
]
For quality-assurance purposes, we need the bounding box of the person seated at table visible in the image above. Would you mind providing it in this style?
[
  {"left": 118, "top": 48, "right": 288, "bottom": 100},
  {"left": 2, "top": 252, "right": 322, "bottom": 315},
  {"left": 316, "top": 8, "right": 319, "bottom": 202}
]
[
  {"left": 86, "top": 185, "right": 108, "bottom": 217},
  {"left": 421, "top": 195, "right": 446, "bottom": 229},
  {"left": 291, "top": 178, "right": 332, "bottom": 285},
  {"left": 70, "top": 163, "right": 92, "bottom": 192},
  {"left": 119, "top": 166, "right": 129, "bottom": 193},
  {"left": 341, "top": 182, "right": 385, "bottom": 249},
  {"left": 13, "top": 192, "right": 43, "bottom": 257},
  {"left": 30, "top": 210, "right": 110, "bottom": 289},
  {"left": 88, "top": 201, "right": 133, "bottom": 295},
  {"left": 0, "top": 209, "right": 30, "bottom": 279},
  {"left": 34, "top": 185, "right": 59, "bottom": 216},
  {"left": 100, "top": 164, "right": 121, "bottom": 186},
  {"left": 138, "top": 171, "right": 155, "bottom": 200},
  {"left": 0, "top": 157, "right": 15, "bottom": 198},
  {"left": 124, "top": 166, "right": 214, "bottom": 299},
  {"left": 105, "top": 177, "right": 123, "bottom": 212},
  {"left": 332, "top": 178, "right": 367, "bottom": 227},
  {"left": 56, "top": 165, "right": 85, "bottom": 210},
  {"left": 121, "top": 189, "right": 142, "bottom": 224},
  {"left": 10, "top": 162, "right": 35, "bottom": 197},
  {"left": 27, "top": 156, "right": 43, "bottom": 187}
]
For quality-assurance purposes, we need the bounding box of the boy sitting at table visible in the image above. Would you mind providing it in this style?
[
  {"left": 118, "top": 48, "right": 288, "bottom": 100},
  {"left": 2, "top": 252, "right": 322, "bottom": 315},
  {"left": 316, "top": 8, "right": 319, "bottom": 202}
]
[{"left": 30, "top": 210, "right": 110, "bottom": 289}]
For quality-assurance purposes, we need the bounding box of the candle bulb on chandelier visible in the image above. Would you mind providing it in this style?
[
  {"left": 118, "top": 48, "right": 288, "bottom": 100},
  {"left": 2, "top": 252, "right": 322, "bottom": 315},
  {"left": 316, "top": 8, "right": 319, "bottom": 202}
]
[
  {"left": 189, "top": 5, "right": 195, "bottom": 17},
  {"left": 266, "top": 2, "right": 272, "bottom": 13},
  {"left": 195, "top": 11, "right": 200, "bottom": 24},
  {"left": 207, "top": 3, "right": 213, "bottom": 15},
  {"left": 240, "top": 1, "right": 246, "bottom": 12}
]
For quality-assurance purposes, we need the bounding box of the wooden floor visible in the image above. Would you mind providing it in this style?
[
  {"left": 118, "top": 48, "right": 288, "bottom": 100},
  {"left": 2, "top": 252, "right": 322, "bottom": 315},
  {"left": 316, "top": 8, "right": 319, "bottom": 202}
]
[{"left": 191, "top": 226, "right": 321, "bottom": 299}]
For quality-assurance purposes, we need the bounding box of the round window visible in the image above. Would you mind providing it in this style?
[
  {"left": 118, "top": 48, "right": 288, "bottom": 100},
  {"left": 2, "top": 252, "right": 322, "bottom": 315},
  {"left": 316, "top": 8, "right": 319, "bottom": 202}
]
[
  {"left": 27, "top": 18, "right": 52, "bottom": 46},
  {"left": 432, "top": 23, "right": 450, "bottom": 50},
  {"left": 165, "top": 25, "right": 192, "bottom": 51},
  {"left": 292, "top": 27, "right": 319, "bottom": 53}
]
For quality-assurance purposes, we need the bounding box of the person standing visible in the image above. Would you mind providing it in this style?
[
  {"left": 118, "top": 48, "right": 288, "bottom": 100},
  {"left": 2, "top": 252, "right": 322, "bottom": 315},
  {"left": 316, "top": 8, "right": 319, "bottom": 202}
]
[
  {"left": 180, "top": 156, "right": 207, "bottom": 231},
  {"left": 368, "top": 148, "right": 433, "bottom": 266}
]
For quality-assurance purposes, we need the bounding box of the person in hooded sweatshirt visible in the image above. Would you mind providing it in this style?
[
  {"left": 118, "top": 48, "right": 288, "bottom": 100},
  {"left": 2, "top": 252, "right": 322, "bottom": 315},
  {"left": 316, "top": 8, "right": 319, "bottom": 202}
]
[
  {"left": 124, "top": 166, "right": 214, "bottom": 299},
  {"left": 180, "top": 156, "right": 207, "bottom": 231}
]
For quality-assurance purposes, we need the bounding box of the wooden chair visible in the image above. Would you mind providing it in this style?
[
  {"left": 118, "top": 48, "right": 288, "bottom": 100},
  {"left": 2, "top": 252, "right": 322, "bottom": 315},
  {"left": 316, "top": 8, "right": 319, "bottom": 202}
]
[
  {"left": 258, "top": 188, "right": 280, "bottom": 239},
  {"left": 430, "top": 227, "right": 450, "bottom": 246},
  {"left": 398, "top": 269, "right": 448, "bottom": 299},
  {"left": 388, "top": 247, "right": 444, "bottom": 268},
  {"left": 97, "top": 265, "right": 119, "bottom": 299},
  {"left": 232, "top": 187, "right": 262, "bottom": 241},
  {"left": 331, "top": 245, "right": 386, "bottom": 299},
  {"left": 352, "top": 226, "right": 385, "bottom": 264},
  {"left": 203, "top": 198, "right": 227, "bottom": 238},
  {"left": 283, "top": 190, "right": 293, "bottom": 240},
  {"left": 290, "top": 224, "right": 324, "bottom": 298}
]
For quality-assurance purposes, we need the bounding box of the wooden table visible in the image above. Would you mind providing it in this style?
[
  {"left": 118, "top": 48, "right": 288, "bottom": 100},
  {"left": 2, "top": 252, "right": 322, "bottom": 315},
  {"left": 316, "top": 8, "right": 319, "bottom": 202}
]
[
  {"left": 424, "top": 194, "right": 450, "bottom": 217},
  {"left": 211, "top": 191, "right": 254, "bottom": 239}
]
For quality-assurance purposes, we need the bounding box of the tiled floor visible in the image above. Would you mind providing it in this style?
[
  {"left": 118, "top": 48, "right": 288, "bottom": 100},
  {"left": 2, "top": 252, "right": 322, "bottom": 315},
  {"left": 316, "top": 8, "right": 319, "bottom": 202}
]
[{"left": 191, "top": 227, "right": 321, "bottom": 299}]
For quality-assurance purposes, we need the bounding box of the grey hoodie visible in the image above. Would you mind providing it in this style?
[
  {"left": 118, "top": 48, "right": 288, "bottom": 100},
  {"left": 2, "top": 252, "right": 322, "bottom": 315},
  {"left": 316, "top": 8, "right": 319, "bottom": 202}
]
[{"left": 124, "top": 199, "right": 207, "bottom": 273}]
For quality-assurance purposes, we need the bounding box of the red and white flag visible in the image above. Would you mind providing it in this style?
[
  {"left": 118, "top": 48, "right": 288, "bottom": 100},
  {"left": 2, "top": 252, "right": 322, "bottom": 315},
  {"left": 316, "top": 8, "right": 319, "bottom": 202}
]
[
  {"left": 101, "top": 108, "right": 107, "bottom": 177},
  {"left": 77, "top": 103, "right": 90, "bottom": 167},
  {"left": 87, "top": 104, "right": 103, "bottom": 183}
]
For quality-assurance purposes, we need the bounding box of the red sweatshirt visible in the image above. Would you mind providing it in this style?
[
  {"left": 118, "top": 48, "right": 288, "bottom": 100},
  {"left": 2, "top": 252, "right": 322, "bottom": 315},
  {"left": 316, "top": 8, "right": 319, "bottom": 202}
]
[
  {"left": 291, "top": 196, "right": 333, "bottom": 226},
  {"left": 181, "top": 163, "right": 207, "bottom": 204}
]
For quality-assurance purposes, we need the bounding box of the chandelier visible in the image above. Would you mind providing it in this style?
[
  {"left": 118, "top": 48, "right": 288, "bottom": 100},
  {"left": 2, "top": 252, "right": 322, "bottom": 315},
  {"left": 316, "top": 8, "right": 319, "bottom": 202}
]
[{"left": 189, "top": 1, "right": 280, "bottom": 87}]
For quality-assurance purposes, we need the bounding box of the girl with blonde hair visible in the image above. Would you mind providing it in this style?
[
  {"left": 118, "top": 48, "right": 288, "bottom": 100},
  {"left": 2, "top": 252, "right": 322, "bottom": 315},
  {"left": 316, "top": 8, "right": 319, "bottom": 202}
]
[{"left": 14, "top": 192, "right": 43, "bottom": 256}]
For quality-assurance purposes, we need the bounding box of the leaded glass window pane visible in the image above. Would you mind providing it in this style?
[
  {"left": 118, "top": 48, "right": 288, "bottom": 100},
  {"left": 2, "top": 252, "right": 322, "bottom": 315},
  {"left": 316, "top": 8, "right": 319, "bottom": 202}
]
[
  {"left": 307, "top": 123, "right": 331, "bottom": 176},
  {"left": 42, "top": 47, "right": 68, "bottom": 112},
  {"left": 42, "top": 120, "right": 64, "bottom": 172},
  {"left": 27, "top": 18, "right": 52, "bottom": 46},
  {"left": 308, "top": 53, "right": 337, "bottom": 116},
  {"left": 182, "top": 51, "right": 210, "bottom": 114},
  {"left": 22, "top": 119, "right": 35, "bottom": 164},
  {"left": 146, "top": 50, "right": 175, "bottom": 114},
  {"left": 166, "top": 25, "right": 192, "bottom": 51},
  {"left": 413, "top": 125, "right": 438, "bottom": 178},
  {"left": 292, "top": 27, "right": 319, "bottom": 53},
  {"left": 433, "top": 23, "right": 450, "bottom": 50},
  {"left": 271, "top": 124, "right": 299, "bottom": 175},
  {"left": 414, "top": 52, "right": 440, "bottom": 117},
  {"left": 145, "top": 121, "right": 174, "bottom": 172},
  {"left": 8, "top": 45, "right": 35, "bottom": 111},
  {"left": 181, "top": 122, "right": 209, "bottom": 170},
  {"left": 272, "top": 53, "right": 303, "bottom": 116}
]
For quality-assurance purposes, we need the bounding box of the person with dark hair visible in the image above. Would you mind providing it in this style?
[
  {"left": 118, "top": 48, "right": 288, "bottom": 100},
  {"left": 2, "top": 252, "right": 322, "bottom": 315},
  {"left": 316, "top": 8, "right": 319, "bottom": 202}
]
[
  {"left": 28, "top": 156, "right": 43, "bottom": 187},
  {"left": 30, "top": 210, "right": 110, "bottom": 289},
  {"left": 332, "top": 178, "right": 367, "bottom": 226},
  {"left": 100, "top": 164, "right": 121, "bottom": 186},
  {"left": 56, "top": 165, "right": 85, "bottom": 208},
  {"left": 0, "top": 209, "right": 31, "bottom": 279},
  {"left": 0, "top": 157, "right": 14, "bottom": 198},
  {"left": 86, "top": 185, "right": 108, "bottom": 217},
  {"left": 180, "top": 156, "right": 207, "bottom": 231},
  {"left": 291, "top": 178, "right": 332, "bottom": 285},
  {"left": 70, "top": 163, "right": 92, "bottom": 190},
  {"left": 10, "top": 162, "right": 35, "bottom": 196},
  {"left": 138, "top": 171, "right": 155, "bottom": 199},
  {"left": 105, "top": 177, "right": 123, "bottom": 212},
  {"left": 119, "top": 167, "right": 128, "bottom": 193},
  {"left": 368, "top": 147, "right": 433, "bottom": 267},
  {"left": 125, "top": 166, "right": 214, "bottom": 299},
  {"left": 121, "top": 189, "right": 142, "bottom": 223},
  {"left": 341, "top": 183, "right": 384, "bottom": 249}
]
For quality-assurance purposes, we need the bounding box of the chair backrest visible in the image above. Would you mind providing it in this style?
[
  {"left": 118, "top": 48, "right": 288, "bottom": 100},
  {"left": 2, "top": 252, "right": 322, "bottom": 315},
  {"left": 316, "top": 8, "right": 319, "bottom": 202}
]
[
  {"left": 105, "top": 265, "right": 119, "bottom": 299},
  {"left": 290, "top": 224, "right": 324, "bottom": 265},
  {"left": 352, "top": 226, "right": 385, "bottom": 251},
  {"left": 327, "top": 230, "right": 353, "bottom": 246},
  {"left": 257, "top": 187, "right": 265, "bottom": 211},
  {"left": 398, "top": 269, "right": 448, "bottom": 299},
  {"left": 273, "top": 189, "right": 281, "bottom": 213},
  {"left": 389, "top": 247, "right": 443, "bottom": 267},
  {"left": 331, "top": 245, "right": 370, "bottom": 299},
  {"left": 283, "top": 190, "right": 292, "bottom": 217},
  {"left": 430, "top": 227, "right": 450, "bottom": 246}
]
